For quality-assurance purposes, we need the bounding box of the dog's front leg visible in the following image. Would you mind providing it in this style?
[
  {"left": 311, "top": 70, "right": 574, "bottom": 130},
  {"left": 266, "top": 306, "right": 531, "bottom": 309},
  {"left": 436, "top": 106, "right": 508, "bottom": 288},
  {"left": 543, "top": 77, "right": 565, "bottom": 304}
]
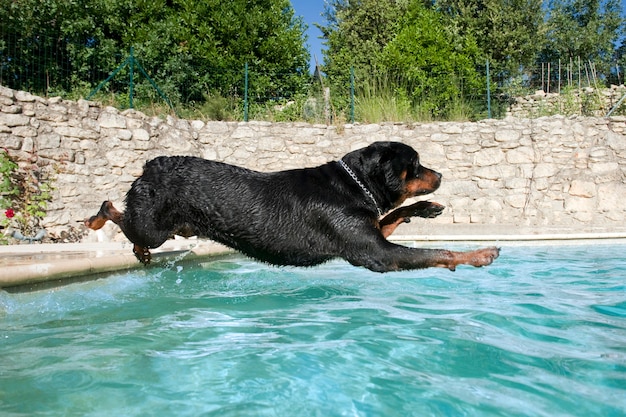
[
  {"left": 354, "top": 245, "right": 500, "bottom": 273},
  {"left": 379, "top": 201, "right": 445, "bottom": 238}
]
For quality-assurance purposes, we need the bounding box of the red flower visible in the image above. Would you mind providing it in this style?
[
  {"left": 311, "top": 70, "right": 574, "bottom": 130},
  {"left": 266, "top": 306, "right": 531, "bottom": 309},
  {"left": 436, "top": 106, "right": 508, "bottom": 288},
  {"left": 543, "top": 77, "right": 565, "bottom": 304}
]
[{"left": 4, "top": 209, "right": 15, "bottom": 219}]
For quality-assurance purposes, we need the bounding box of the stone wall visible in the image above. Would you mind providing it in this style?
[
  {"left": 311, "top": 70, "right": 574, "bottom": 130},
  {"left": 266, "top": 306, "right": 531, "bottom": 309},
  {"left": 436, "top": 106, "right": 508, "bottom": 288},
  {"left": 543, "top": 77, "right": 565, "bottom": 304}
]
[
  {"left": 1, "top": 85, "right": 626, "bottom": 241},
  {"left": 508, "top": 85, "right": 626, "bottom": 118}
]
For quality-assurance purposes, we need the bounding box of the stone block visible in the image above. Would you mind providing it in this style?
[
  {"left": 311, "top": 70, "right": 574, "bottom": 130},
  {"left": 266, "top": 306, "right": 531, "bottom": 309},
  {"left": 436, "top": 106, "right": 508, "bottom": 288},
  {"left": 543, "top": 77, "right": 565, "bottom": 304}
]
[
  {"left": 230, "top": 125, "right": 256, "bottom": 139},
  {"left": 132, "top": 128, "right": 151, "bottom": 141},
  {"left": 0, "top": 113, "right": 30, "bottom": 127},
  {"left": 564, "top": 195, "right": 596, "bottom": 212},
  {"left": 115, "top": 129, "right": 133, "bottom": 141},
  {"left": 443, "top": 181, "right": 479, "bottom": 196},
  {"left": 506, "top": 147, "right": 535, "bottom": 164},
  {"left": 15, "top": 90, "right": 37, "bottom": 102},
  {"left": 440, "top": 123, "right": 462, "bottom": 134},
  {"left": 494, "top": 129, "right": 521, "bottom": 142},
  {"left": 1, "top": 134, "right": 22, "bottom": 149},
  {"left": 568, "top": 180, "right": 596, "bottom": 197},
  {"left": 38, "top": 133, "right": 62, "bottom": 149},
  {"left": 54, "top": 125, "right": 99, "bottom": 139},
  {"left": 505, "top": 177, "right": 530, "bottom": 189},
  {"left": 597, "top": 183, "right": 626, "bottom": 211},
  {"left": 430, "top": 133, "right": 450, "bottom": 142},
  {"left": 474, "top": 148, "right": 505, "bottom": 166},
  {"left": 533, "top": 163, "right": 559, "bottom": 178},
  {"left": 0, "top": 85, "right": 15, "bottom": 98},
  {"left": 474, "top": 165, "right": 516, "bottom": 180},
  {"left": 505, "top": 194, "right": 527, "bottom": 208},
  {"left": 590, "top": 162, "right": 619, "bottom": 174},
  {"left": 13, "top": 126, "right": 37, "bottom": 137},
  {"left": 606, "top": 131, "right": 626, "bottom": 151},
  {"left": 98, "top": 111, "right": 127, "bottom": 129},
  {"left": 258, "top": 137, "right": 286, "bottom": 151},
  {"left": 2, "top": 105, "right": 22, "bottom": 114}
]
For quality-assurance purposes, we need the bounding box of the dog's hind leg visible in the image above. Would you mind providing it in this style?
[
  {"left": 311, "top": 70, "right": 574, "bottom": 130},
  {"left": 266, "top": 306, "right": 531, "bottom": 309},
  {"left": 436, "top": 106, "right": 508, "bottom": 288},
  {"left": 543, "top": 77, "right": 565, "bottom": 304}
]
[
  {"left": 85, "top": 201, "right": 155, "bottom": 265},
  {"left": 132, "top": 244, "right": 152, "bottom": 265},
  {"left": 379, "top": 201, "right": 445, "bottom": 238},
  {"left": 84, "top": 201, "right": 124, "bottom": 230}
]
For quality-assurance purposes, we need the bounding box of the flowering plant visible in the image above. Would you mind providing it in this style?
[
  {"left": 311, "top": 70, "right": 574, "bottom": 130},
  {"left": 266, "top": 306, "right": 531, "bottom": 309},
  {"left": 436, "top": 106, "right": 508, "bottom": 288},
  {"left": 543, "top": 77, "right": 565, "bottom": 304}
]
[
  {"left": 1, "top": 150, "right": 18, "bottom": 242},
  {"left": 1, "top": 149, "right": 54, "bottom": 244}
]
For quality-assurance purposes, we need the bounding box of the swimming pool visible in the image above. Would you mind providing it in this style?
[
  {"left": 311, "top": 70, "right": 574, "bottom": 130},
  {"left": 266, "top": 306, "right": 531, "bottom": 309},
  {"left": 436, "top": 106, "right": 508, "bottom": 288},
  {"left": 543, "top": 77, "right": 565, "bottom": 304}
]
[{"left": 1, "top": 244, "right": 625, "bottom": 416}]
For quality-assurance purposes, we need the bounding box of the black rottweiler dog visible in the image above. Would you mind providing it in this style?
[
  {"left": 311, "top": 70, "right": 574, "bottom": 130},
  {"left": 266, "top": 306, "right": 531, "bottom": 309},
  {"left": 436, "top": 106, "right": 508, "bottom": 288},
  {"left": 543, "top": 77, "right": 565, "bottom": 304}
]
[{"left": 85, "top": 141, "right": 499, "bottom": 272}]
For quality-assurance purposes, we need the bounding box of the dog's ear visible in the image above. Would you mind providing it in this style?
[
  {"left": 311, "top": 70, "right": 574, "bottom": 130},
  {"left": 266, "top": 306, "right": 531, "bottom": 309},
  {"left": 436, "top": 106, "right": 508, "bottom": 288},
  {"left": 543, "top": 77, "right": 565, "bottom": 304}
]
[
  {"left": 356, "top": 142, "right": 399, "bottom": 172},
  {"left": 364, "top": 144, "right": 408, "bottom": 195},
  {"left": 346, "top": 142, "right": 415, "bottom": 183},
  {"left": 377, "top": 144, "right": 414, "bottom": 180}
]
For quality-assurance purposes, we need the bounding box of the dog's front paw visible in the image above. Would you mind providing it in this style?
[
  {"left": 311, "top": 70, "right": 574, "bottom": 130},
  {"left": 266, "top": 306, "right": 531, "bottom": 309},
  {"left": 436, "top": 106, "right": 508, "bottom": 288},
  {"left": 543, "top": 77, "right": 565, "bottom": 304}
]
[
  {"left": 467, "top": 247, "right": 500, "bottom": 267},
  {"left": 407, "top": 201, "right": 445, "bottom": 219}
]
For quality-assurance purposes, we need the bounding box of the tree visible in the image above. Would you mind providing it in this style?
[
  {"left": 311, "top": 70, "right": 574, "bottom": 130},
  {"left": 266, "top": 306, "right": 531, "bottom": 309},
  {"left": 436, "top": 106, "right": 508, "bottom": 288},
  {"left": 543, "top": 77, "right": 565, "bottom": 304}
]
[
  {"left": 319, "top": 0, "right": 409, "bottom": 93},
  {"left": 542, "top": 0, "right": 624, "bottom": 77},
  {"left": 381, "top": 2, "right": 483, "bottom": 117},
  {"left": 0, "top": 0, "right": 310, "bottom": 106},
  {"left": 320, "top": 0, "right": 483, "bottom": 118},
  {"left": 436, "top": 0, "right": 546, "bottom": 72}
]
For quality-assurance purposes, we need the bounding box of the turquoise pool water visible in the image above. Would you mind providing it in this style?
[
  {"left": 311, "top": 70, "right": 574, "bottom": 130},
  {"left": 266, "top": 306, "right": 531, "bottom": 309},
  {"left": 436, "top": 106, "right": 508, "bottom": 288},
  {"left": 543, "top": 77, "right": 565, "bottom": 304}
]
[{"left": 1, "top": 244, "right": 625, "bottom": 416}]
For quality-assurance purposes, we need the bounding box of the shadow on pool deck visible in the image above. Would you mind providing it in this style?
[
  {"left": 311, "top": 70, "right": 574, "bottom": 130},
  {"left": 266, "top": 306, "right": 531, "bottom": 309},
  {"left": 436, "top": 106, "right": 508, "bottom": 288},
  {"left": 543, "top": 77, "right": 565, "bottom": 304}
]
[{"left": 2, "top": 223, "right": 626, "bottom": 290}]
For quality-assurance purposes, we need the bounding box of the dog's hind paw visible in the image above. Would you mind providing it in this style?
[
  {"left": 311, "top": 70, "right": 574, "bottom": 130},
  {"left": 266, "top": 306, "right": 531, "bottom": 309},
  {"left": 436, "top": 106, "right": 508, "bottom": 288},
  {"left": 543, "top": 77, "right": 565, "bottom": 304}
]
[{"left": 133, "top": 244, "right": 152, "bottom": 265}]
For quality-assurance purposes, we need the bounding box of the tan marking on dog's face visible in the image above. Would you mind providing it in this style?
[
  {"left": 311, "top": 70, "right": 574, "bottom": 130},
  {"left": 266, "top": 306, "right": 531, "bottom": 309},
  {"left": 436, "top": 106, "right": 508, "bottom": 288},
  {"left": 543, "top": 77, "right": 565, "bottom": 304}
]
[
  {"left": 406, "top": 167, "right": 441, "bottom": 195},
  {"left": 394, "top": 165, "right": 442, "bottom": 206}
]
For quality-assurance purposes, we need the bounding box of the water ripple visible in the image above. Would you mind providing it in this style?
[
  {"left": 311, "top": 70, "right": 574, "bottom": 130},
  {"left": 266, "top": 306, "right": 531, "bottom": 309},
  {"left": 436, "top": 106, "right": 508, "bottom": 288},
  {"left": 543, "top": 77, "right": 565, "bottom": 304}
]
[{"left": 1, "top": 244, "right": 625, "bottom": 416}]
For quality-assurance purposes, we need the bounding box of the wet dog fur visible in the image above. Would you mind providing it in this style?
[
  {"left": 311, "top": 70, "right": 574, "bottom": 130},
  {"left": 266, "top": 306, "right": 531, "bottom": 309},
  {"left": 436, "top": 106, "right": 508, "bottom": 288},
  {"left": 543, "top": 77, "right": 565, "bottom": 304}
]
[{"left": 84, "top": 142, "right": 499, "bottom": 272}]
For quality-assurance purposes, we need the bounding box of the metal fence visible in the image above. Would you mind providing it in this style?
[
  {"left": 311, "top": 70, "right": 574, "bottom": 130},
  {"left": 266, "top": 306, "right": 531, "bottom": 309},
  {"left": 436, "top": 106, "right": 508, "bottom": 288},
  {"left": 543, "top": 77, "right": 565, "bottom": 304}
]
[{"left": 1, "top": 30, "right": 623, "bottom": 122}]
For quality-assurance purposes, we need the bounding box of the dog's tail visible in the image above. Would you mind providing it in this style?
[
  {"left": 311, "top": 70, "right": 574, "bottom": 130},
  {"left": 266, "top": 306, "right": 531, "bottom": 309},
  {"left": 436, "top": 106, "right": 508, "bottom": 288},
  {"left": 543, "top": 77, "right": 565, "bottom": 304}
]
[{"left": 83, "top": 201, "right": 124, "bottom": 230}]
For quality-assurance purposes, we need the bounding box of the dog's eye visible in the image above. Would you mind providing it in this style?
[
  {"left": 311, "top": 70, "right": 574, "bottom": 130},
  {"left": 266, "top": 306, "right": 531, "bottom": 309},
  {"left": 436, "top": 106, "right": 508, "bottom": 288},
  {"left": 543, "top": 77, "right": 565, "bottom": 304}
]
[{"left": 412, "top": 161, "right": 421, "bottom": 177}]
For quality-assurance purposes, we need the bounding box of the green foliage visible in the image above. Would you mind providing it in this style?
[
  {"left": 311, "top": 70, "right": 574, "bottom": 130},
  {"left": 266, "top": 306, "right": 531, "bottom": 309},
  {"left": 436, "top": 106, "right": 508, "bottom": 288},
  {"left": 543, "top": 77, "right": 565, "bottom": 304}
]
[
  {"left": 0, "top": 0, "right": 310, "bottom": 109},
  {"left": 380, "top": 2, "right": 483, "bottom": 118},
  {"left": 3, "top": 0, "right": 624, "bottom": 122},
  {"left": 436, "top": 0, "right": 546, "bottom": 73},
  {"left": 542, "top": 0, "right": 623, "bottom": 77},
  {"left": 321, "top": 0, "right": 484, "bottom": 120},
  {"left": 0, "top": 150, "right": 55, "bottom": 243},
  {"left": 320, "top": 0, "right": 408, "bottom": 95},
  {"left": 0, "top": 150, "right": 19, "bottom": 209},
  {"left": 355, "top": 76, "right": 415, "bottom": 123}
]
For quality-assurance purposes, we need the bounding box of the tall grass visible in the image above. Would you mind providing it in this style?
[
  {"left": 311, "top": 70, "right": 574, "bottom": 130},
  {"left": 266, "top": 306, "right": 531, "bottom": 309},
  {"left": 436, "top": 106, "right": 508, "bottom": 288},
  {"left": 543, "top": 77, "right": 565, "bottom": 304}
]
[
  {"left": 354, "top": 75, "right": 479, "bottom": 123},
  {"left": 74, "top": 74, "right": 486, "bottom": 123},
  {"left": 356, "top": 75, "right": 417, "bottom": 123}
]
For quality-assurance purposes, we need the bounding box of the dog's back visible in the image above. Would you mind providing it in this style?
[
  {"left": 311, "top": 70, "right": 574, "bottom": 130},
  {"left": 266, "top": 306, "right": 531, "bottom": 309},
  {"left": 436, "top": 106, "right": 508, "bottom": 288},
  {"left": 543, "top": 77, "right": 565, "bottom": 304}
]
[{"left": 123, "top": 156, "right": 343, "bottom": 265}]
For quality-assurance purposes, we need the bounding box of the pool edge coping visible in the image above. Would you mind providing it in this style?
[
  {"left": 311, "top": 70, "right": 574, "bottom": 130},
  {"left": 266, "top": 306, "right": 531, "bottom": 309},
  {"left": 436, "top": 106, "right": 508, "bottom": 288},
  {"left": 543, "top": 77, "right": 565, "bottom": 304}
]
[
  {"left": 0, "top": 240, "right": 232, "bottom": 289},
  {"left": 2, "top": 232, "right": 626, "bottom": 289}
]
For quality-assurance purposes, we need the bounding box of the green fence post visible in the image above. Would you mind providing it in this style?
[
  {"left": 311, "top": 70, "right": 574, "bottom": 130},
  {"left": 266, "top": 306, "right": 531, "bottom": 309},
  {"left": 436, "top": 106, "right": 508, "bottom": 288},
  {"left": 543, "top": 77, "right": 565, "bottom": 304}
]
[
  {"left": 129, "top": 47, "right": 135, "bottom": 109},
  {"left": 244, "top": 62, "right": 249, "bottom": 122},
  {"left": 486, "top": 60, "right": 492, "bottom": 119},
  {"left": 87, "top": 47, "right": 176, "bottom": 115},
  {"left": 350, "top": 66, "right": 355, "bottom": 123},
  {"left": 134, "top": 60, "right": 177, "bottom": 116},
  {"left": 86, "top": 56, "right": 131, "bottom": 101}
]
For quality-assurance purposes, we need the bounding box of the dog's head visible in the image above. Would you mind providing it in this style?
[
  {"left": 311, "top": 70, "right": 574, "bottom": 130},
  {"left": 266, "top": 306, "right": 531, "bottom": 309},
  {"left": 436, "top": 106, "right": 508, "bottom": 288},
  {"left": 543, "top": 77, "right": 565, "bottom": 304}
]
[{"left": 343, "top": 141, "right": 442, "bottom": 211}]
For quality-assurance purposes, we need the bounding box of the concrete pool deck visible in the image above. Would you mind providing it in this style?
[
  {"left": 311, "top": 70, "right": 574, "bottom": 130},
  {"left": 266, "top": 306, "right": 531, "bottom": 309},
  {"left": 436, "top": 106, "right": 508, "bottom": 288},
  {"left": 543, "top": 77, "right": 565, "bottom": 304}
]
[{"left": 2, "top": 223, "right": 626, "bottom": 290}]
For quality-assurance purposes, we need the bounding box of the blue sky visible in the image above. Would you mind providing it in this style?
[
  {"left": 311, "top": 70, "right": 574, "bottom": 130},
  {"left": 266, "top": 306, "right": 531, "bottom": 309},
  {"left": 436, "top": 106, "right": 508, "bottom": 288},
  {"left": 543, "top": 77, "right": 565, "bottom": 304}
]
[{"left": 290, "top": 0, "right": 326, "bottom": 71}]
